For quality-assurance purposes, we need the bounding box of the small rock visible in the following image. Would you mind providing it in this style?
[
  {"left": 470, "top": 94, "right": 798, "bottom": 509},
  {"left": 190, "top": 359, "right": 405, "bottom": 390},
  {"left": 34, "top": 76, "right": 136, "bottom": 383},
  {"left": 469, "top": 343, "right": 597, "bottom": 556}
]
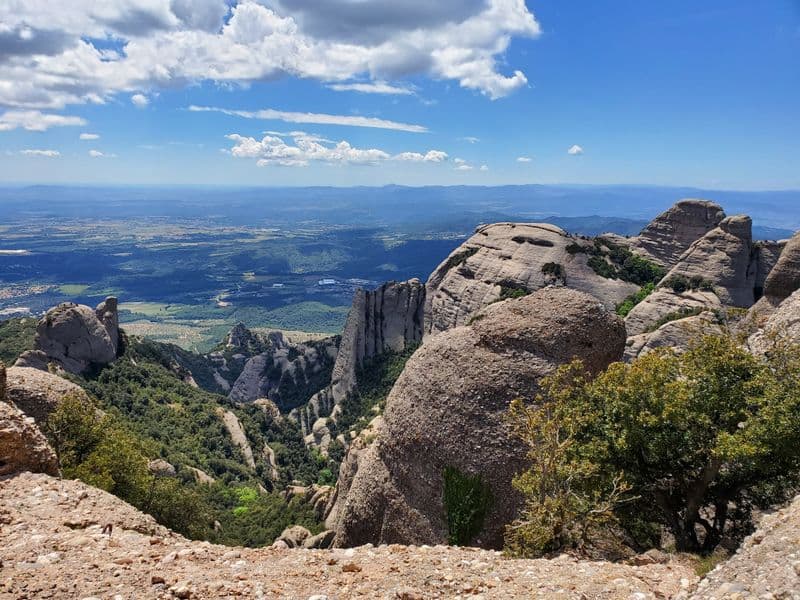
[{"left": 341, "top": 562, "right": 362, "bottom": 573}]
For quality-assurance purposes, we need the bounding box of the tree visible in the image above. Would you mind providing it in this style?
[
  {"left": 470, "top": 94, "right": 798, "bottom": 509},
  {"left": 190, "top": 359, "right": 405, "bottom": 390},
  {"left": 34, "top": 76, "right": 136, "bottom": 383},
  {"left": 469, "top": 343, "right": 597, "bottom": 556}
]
[{"left": 507, "top": 335, "right": 800, "bottom": 556}]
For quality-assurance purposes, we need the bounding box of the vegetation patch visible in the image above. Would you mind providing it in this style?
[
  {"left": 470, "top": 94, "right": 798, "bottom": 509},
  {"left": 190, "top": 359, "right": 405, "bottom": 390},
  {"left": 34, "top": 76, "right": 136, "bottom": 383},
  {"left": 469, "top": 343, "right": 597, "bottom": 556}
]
[
  {"left": 507, "top": 335, "right": 800, "bottom": 557},
  {"left": 645, "top": 306, "right": 704, "bottom": 332},
  {"left": 583, "top": 239, "right": 666, "bottom": 285},
  {"left": 335, "top": 344, "right": 418, "bottom": 437},
  {"left": 541, "top": 262, "right": 566, "bottom": 282},
  {"left": 441, "top": 247, "right": 479, "bottom": 274},
  {"left": 443, "top": 466, "right": 493, "bottom": 546},
  {"left": 615, "top": 282, "right": 656, "bottom": 317},
  {"left": 661, "top": 274, "right": 716, "bottom": 294},
  {"left": 496, "top": 281, "right": 531, "bottom": 302},
  {"left": 0, "top": 317, "right": 37, "bottom": 364}
]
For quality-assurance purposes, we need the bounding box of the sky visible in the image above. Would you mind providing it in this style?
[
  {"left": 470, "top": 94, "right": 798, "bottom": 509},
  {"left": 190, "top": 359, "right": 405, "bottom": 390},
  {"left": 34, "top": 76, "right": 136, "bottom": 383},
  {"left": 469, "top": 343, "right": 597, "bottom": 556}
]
[{"left": 0, "top": 0, "right": 797, "bottom": 189}]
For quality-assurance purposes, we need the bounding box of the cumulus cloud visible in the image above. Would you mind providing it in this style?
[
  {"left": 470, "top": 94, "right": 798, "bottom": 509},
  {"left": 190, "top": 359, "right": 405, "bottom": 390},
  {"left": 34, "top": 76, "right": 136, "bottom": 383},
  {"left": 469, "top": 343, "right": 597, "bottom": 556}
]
[
  {"left": 0, "top": 0, "right": 540, "bottom": 111},
  {"left": 20, "top": 149, "right": 60, "bottom": 157},
  {"left": 189, "top": 105, "right": 427, "bottom": 132},
  {"left": 79, "top": 132, "right": 100, "bottom": 140},
  {"left": 327, "top": 81, "right": 414, "bottom": 95},
  {"left": 455, "top": 164, "right": 474, "bottom": 171},
  {"left": 516, "top": 156, "right": 532, "bottom": 162},
  {"left": 479, "top": 164, "right": 488, "bottom": 171},
  {"left": 226, "top": 131, "right": 446, "bottom": 167},
  {"left": 567, "top": 144, "right": 584, "bottom": 155},
  {"left": 0, "top": 110, "right": 86, "bottom": 131},
  {"left": 131, "top": 93, "right": 149, "bottom": 107},
  {"left": 89, "top": 149, "right": 116, "bottom": 158}
]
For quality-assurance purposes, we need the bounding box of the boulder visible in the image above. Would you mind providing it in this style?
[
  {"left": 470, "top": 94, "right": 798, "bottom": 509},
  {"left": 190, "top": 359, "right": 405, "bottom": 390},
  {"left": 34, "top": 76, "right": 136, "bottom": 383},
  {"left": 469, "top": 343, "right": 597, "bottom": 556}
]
[
  {"left": 660, "top": 216, "right": 756, "bottom": 307},
  {"left": 147, "top": 459, "right": 177, "bottom": 478},
  {"left": 624, "top": 313, "right": 724, "bottom": 361},
  {"left": 631, "top": 199, "right": 725, "bottom": 267},
  {"left": 274, "top": 525, "right": 311, "bottom": 549},
  {"left": 424, "top": 224, "right": 638, "bottom": 336},
  {"left": 302, "top": 530, "right": 335, "bottom": 549},
  {"left": 0, "top": 363, "right": 59, "bottom": 476},
  {"left": 4, "top": 366, "right": 91, "bottom": 426},
  {"left": 15, "top": 297, "right": 120, "bottom": 375},
  {"left": 330, "top": 288, "right": 626, "bottom": 549},
  {"left": 763, "top": 231, "right": 800, "bottom": 301},
  {"left": 624, "top": 289, "right": 721, "bottom": 337}
]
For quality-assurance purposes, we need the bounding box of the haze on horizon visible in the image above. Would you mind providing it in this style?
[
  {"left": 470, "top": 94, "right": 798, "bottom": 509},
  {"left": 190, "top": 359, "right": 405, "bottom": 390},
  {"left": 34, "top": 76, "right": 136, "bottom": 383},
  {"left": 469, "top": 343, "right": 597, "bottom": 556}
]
[{"left": 0, "top": 1, "right": 797, "bottom": 191}]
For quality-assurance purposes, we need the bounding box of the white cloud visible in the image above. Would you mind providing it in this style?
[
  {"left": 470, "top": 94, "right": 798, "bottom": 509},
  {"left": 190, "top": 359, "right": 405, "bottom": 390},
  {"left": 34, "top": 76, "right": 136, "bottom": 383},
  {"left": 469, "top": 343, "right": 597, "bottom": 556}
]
[
  {"left": 327, "top": 81, "right": 414, "bottom": 95},
  {"left": 189, "top": 105, "right": 427, "bottom": 133},
  {"left": 455, "top": 164, "right": 474, "bottom": 171},
  {"left": 20, "top": 149, "right": 60, "bottom": 157},
  {"left": 479, "top": 164, "right": 488, "bottom": 171},
  {"left": 516, "top": 156, "right": 532, "bottom": 162},
  {"left": 460, "top": 136, "right": 480, "bottom": 144},
  {"left": 0, "top": 110, "right": 86, "bottom": 131},
  {"left": 79, "top": 132, "right": 100, "bottom": 140},
  {"left": 89, "top": 149, "right": 116, "bottom": 158},
  {"left": 131, "top": 93, "right": 149, "bottom": 108},
  {"left": 226, "top": 131, "right": 446, "bottom": 167},
  {"left": 454, "top": 157, "right": 467, "bottom": 165},
  {"left": 0, "top": 0, "right": 540, "bottom": 112},
  {"left": 567, "top": 144, "right": 584, "bottom": 155}
]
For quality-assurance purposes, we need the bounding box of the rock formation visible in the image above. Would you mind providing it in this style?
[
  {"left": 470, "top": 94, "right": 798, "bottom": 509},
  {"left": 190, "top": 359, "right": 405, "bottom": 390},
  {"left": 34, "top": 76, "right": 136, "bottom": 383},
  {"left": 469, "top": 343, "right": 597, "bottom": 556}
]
[
  {"left": 329, "top": 288, "right": 626, "bottom": 549},
  {"left": 748, "top": 289, "right": 800, "bottom": 353},
  {"left": 4, "top": 366, "right": 91, "bottom": 425},
  {"left": 227, "top": 331, "right": 336, "bottom": 412},
  {"left": 295, "top": 279, "right": 425, "bottom": 446},
  {"left": 763, "top": 232, "right": 800, "bottom": 300},
  {"left": 624, "top": 312, "right": 725, "bottom": 361},
  {"left": 624, "top": 289, "right": 722, "bottom": 337},
  {"left": 15, "top": 297, "right": 120, "bottom": 374},
  {"left": 661, "top": 215, "right": 756, "bottom": 307},
  {"left": 216, "top": 408, "right": 255, "bottom": 469},
  {"left": 0, "top": 362, "right": 59, "bottom": 476},
  {"left": 424, "top": 223, "right": 638, "bottom": 336},
  {"left": 690, "top": 493, "right": 800, "bottom": 599},
  {"left": 629, "top": 199, "right": 726, "bottom": 267}
]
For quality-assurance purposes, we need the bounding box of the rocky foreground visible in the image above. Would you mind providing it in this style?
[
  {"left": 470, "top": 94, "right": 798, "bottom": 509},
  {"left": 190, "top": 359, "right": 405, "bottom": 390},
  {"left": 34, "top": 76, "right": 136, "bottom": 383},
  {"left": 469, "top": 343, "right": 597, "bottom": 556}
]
[{"left": 0, "top": 473, "right": 697, "bottom": 600}]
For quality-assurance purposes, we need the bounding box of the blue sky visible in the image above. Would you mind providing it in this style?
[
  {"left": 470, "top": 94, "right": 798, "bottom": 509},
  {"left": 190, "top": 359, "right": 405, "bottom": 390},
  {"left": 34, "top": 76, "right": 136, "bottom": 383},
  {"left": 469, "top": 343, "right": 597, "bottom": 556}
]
[{"left": 0, "top": 0, "right": 797, "bottom": 189}]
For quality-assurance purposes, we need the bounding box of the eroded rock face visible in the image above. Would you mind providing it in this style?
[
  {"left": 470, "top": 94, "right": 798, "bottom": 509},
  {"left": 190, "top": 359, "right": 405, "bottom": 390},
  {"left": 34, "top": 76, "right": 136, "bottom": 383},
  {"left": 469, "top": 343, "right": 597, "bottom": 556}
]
[
  {"left": 624, "top": 289, "right": 722, "bottom": 337},
  {"left": 624, "top": 313, "right": 724, "bottom": 361},
  {"left": 661, "top": 216, "right": 756, "bottom": 307},
  {"left": 424, "top": 223, "right": 639, "bottom": 336},
  {"left": 748, "top": 289, "right": 800, "bottom": 353},
  {"left": 0, "top": 363, "right": 59, "bottom": 477},
  {"left": 296, "top": 279, "right": 425, "bottom": 441},
  {"left": 330, "top": 288, "right": 626, "bottom": 549},
  {"left": 631, "top": 199, "right": 726, "bottom": 267},
  {"left": 5, "top": 366, "right": 90, "bottom": 426},
  {"left": 763, "top": 231, "right": 800, "bottom": 301},
  {"left": 15, "top": 297, "right": 120, "bottom": 375},
  {"left": 690, "top": 493, "right": 800, "bottom": 599}
]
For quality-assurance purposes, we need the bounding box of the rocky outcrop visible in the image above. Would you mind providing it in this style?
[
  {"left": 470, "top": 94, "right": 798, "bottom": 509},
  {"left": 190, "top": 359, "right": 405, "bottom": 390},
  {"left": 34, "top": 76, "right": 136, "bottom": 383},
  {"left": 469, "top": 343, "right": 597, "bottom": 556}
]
[
  {"left": 624, "top": 289, "right": 722, "bottom": 337},
  {"left": 690, "top": 493, "right": 800, "bottom": 599},
  {"left": 424, "top": 223, "right": 639, "bottom": 336},
  {"left": 763, "top": 231, "right": 800, "bottom": 301},
  {"left": 748, "top": 289, "right": 800, "bottom": 353},
  {"left": 624, "top": 312, "right": 725, "bottom": 361},
  {"left": 4, "top": 366, "right": 90, "bottom": 426},
  {"left": 225, "top": 331, "right": 337, "bottom": 413},
  {"left": 661, "top": 216, "right": 756, "bottom": 307},
  {"left": 630, "top": 199, "right": 726, "bottom": 267},
  {"left": 295, "top": 279, "right": 425, "bottom": 442},
  {"left": 215, "top": 408, "right": 255, "bottom": 469},
  {"left": 330, "top": 288, "right": 626, "bottom": 549},
  {"left": 15, "top": 297, "right": 120, "bottom": 374},
  {"left": 0, "top": 472, "right": 697, "bottom": 599},
  {"left": 753, "top": 239, "right": 787, "bottom": 298},
  {"left": 0, "top": 364, "right": 59, "bottom": 476}
]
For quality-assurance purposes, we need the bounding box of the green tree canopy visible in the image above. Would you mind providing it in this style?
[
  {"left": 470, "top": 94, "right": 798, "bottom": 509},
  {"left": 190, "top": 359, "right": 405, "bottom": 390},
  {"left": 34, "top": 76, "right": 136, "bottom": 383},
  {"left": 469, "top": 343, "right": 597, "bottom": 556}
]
[{"left": 507, "top": 335, "right": 800, "bottom": 557}]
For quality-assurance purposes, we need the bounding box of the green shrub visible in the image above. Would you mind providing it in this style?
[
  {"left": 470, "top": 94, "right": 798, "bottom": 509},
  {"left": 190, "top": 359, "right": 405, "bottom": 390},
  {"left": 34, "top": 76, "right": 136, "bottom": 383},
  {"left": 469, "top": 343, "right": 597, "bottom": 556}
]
[
  {"left": 441, "top": 247, "right": 479, "bottom": 274},
  {"left": 662, "top": 275, "right": 715, "bottom": 294},
  {"left": 0, "top": 317, "right": 37, "bottom": 365},
  {"left": 507, "top": 335, "right": 800, "bottom": 556},
  {"left": 541, "top": 262, "right": 566, "bottom": 281},
  {"left": 616, "top": 282, "right": 656, "bottom": 317},
  {"left": 443, "top": 466, "right": 493, "bottom": 546}
]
